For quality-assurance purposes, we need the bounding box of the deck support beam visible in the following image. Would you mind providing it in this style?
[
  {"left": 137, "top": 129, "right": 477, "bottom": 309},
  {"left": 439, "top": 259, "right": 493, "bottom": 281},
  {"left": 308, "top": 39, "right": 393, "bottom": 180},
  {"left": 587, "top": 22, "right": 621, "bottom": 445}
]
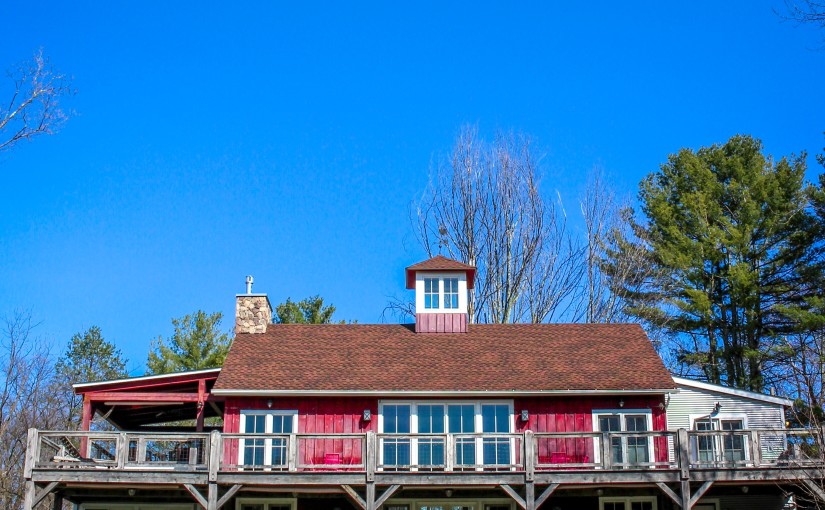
[
  {"left": 688, "top": 481, "right": 713, "bottom": 509},
  {"left": 342, "top": 485, "right": 367, "bottom": 510},
  {"left": 655, "top": 483, "right": 682, "bottom": 508},
  {"left": 500, "top": 484, "right": 526, "bottom": 510},
  {"left": 366, "top": 482, "right": 376, "bottom": 510},
  {"left": 679, "top": 480, "right": 691, "bottom": 510},
  {"left": 24, "top": 481, "right": 58, "bottom": 510},
  {"left": 375, "top": 484, "right": 402, "bottom": 510},
  {"left": 535, "top": 483, "right": 560, "bottom": 509},
  {"left": 184, "top": 483, "right": 208, "bottom": 509},
  {"left": 803, "top": 479, "right": 825, "bottom": 504},
  {"left": 218, "top": 484, "right": 243, "bottom": 509}
]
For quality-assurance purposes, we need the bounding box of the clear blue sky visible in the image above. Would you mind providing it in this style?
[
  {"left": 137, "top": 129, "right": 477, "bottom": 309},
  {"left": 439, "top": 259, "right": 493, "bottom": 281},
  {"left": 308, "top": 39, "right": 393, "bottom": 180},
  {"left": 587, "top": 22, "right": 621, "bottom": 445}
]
[{"left": 1, "top": 2, "right": 823, "bottom": 375}]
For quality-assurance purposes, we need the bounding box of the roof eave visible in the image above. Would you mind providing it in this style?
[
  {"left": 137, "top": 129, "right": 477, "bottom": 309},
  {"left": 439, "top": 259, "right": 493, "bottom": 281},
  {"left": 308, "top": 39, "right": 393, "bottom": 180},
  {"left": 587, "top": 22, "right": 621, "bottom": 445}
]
[
  {"left": 211, "top": 388, "right": 678, "bottom": 397},
  {"left": 672, "top": 376, "right": 794, "bottom": 406}
]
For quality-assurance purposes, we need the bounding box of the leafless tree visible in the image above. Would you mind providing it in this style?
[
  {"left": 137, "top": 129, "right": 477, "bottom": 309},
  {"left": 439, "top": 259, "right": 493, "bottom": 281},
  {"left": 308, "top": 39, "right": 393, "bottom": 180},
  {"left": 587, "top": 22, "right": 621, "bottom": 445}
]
[
  {"left": 0, "top": 311, "right": 64, "bottom": 510},
  {"left": 781, "top": 1, "right": 825, "bottom": 28},
  {"left": 1, "top": 49, "right": 72, "bottom": 154},
  {"left": 413, "top": 126, "right": 583, "bottom": 324}
]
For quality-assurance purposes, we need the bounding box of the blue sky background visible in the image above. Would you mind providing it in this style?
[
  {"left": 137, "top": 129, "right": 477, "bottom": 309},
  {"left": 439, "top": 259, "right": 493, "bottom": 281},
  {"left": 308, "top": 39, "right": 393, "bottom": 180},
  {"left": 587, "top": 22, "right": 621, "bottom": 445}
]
[{"left": 1, "top": 2, "right": 823, "bottom": 375}]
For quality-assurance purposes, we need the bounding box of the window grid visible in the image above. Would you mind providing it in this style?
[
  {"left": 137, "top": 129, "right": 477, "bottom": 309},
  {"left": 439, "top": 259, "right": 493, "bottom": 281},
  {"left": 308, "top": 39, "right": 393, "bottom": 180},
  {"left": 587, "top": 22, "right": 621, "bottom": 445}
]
[
  {"left": 424, "top": 278, "right": 440, "bottom": 309},
  {"left": 444, "top": 278, "right": 459, "bottom": 309}
]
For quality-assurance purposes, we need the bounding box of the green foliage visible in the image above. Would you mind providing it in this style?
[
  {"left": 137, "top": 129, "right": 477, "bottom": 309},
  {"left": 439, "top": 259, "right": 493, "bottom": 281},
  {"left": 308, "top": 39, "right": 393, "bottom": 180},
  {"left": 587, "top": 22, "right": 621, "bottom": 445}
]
[
  {"left": 611, "top": 135, "right": 823, "bottom": 391},
  {"left": 274, "top": 295, "right": 343, "bottom": 324},
  {"left": 146, "top": 310, "right": 232, "bottom": 374},
  {"left": 55, "top": 326, "right": 128, "bottom": 428}
]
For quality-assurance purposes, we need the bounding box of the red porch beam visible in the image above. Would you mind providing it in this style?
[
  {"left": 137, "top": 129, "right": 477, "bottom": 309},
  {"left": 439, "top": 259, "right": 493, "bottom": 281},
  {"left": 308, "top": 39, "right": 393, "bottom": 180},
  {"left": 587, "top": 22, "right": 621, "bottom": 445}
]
[
  {"left": 80, "top": 396, "right": 92, "bottom": 457},
  {"left": 196, "top": 379, "right": 206, "bottom": 432},
  {"left": 85, "top": 391, "right": 201, "bottom": 403}
]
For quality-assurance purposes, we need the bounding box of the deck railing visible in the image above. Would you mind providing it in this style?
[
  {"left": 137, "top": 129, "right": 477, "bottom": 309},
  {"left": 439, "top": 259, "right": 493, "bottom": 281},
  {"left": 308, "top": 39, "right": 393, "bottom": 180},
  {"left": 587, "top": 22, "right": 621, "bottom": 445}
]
[{"left": 29, "top": 428, "right": 824, "bottom": 474}]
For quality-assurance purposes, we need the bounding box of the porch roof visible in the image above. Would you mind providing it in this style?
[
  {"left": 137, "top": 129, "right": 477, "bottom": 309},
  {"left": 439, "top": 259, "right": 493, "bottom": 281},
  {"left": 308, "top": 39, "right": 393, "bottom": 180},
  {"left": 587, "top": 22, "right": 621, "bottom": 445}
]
[{"left": 75, "top": 368, "right": 222, "bottom": 429}]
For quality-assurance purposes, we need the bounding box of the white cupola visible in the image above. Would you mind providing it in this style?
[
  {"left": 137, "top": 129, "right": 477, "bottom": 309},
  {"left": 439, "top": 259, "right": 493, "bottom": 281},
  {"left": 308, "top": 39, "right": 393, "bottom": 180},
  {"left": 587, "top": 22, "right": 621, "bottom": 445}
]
[{"left": 405, "top": 255, "right": 476, "bottom": 333}]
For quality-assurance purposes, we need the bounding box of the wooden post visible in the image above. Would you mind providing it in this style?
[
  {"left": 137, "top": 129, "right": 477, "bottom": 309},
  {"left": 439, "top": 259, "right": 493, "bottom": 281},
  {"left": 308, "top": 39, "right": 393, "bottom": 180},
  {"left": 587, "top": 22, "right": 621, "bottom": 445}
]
[
  {"left": 209, "top": 430, "right": 221, "bottom": 482},
  {"left": 446, "top": 434, "right": 455, "bottom": 471},
  {"left": 80, "top": 397, "right": 92, "bottom": 457},
  {"left": 524, "top": 431, "right": 535, "bottom": 482},
  {"left": 366, "top": 432, "right": 376, "bottom": 482},
  {"left": 196, "top": 379, "right": 207, "bottom": 432},
  {"left": 51, "top": 494, "right": 64, "bottom": 510},
  {"left": 525, "top": 481, "right": 535, "bottom": 510},
  {"left": 601, "top": 432, "right": 612, "bottom": 470},
  {"left": 677, "top": 429, "right": 690, "bottom": 480},
  {"left": 23, "top": 481, "right": 36, "bottom": 510},
  {"left": 24, "top": 428, "right": 38, "bottom": 480},
  {"left": 116, "top": 432, "right": 128, "bottom": 469},
  {"left": 677, "top": 428, "right": 691, "bottom": 510},
  {"left": 748, "top": 430, "right": 760, "bottom": 467},
  {"left": 207, "top": 482, "right": 218, "bottom": 510},
  {"left": 680, "top": 480, "right": 691, "bottom": 510},
  {"left": 366, "top": 482, "right": 376, "bottom": 510},
  {"left": 288, "top": 433, "right": 297, "bottom": 472}
]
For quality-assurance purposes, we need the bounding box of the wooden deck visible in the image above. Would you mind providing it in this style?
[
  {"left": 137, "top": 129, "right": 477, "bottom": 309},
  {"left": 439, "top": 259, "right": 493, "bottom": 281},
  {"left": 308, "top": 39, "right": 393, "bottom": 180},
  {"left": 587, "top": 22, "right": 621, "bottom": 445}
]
[{"left": 23, "top": 428, "right": 825, "bottom": 510}]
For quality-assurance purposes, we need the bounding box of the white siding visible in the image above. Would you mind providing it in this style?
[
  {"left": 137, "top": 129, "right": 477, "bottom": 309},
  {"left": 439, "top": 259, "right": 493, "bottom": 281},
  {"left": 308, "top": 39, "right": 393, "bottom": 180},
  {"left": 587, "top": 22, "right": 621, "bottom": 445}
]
[
  {"left": 667, "top": 385, "right": 786, "bottom": 431},
  {"left": 667, "top": 384, "right": 788, "bottom": 463}
]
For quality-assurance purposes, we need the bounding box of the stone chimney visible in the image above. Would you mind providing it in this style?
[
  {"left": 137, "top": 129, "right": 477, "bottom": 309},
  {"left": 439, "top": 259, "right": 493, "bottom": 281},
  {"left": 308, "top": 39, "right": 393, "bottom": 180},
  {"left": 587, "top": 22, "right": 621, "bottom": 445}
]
[{"left": 235, "top": 275, "right": 272, "bottom": 334}]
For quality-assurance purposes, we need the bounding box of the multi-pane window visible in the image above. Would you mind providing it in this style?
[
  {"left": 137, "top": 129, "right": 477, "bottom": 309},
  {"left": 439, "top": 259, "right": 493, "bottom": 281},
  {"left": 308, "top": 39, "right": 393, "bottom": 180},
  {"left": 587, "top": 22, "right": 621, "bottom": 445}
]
[
  {"left": 444, "top": 278, "right": 459, "bottom": 309},
  {"left": 238, "top": 500, "right": 295, "bottom": 510},
  {"left": 383, "top": 404, "right": 411, "bottom": 467},
  {"left": 600, "top": 497, "right": 656, "bottom": 510},
  {"left": 418, "top": 405, "right": 445, "bottom": 466},
  {"left": 693, "top": 418, "right": 745, "bottom": 465},
  {"left": 482, "top": 404, "right": 511, "bottom": 466},
  {"left": 244, "top": 414, "right": 267, "bottom": 466},
  {"left": 595, "top": 412, "right": 651, "bottom": 466},
  {"left": 424, "top": 278, "right": 440, "bottom": 309},
  {"left": 240, "top": 411, "right": 296, "bottom": 467},
  {"left": 380, "top": 402, "right": 512, "bottom": 469},
  {"left": 449, "top": 404, "right": 477, "bottom": 466}
]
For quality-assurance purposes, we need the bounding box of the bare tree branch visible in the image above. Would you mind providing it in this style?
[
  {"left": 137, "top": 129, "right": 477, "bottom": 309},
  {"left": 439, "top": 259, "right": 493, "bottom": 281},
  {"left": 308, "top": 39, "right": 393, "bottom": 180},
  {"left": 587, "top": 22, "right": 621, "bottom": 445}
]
[{"left": 0, "top": 49, "right": 72, "bottom": 154}]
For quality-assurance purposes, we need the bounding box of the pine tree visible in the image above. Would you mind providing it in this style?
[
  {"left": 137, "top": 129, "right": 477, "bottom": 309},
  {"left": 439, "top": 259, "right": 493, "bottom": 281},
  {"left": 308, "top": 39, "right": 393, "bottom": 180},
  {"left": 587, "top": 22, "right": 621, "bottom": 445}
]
[
  {"left": 610, "top": 135, "right": 823, "bottom": 391},
  {"left": 146, "top": 311, "right": 232, "bottom": 374}
]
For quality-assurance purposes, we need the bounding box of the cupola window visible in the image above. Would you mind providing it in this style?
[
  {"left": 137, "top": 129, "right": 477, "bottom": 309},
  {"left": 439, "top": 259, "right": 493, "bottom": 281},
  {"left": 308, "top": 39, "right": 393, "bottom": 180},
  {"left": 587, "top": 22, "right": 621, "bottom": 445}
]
[
  {"left": 424, "top": 278, "right": 440, "bottom": 309},
  {"left": 444, "top": 278, "right": 459, "bottom": 309}
]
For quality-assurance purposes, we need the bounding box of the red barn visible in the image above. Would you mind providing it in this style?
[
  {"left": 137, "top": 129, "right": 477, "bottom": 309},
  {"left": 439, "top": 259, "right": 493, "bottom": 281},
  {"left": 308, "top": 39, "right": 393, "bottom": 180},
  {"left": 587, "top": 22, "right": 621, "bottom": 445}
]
[{"left": 23, "top": 257, "right": 816, "bottom": 510}]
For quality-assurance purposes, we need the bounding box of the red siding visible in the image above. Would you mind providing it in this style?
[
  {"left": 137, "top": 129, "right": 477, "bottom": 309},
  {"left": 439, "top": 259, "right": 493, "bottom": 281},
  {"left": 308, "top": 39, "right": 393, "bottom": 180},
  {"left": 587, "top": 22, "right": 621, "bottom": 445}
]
[
  {"left": 224, "top": 397, "right": 376, "bottom": 467},
  {"left": 514, "top": 396, "right": 668, "bottom": 464},
  {"left": 223, "top": 395, "right": 668, "bottom": 466},
  {"left": 415, "top": 313, "right": 467, "bottom": 333}
]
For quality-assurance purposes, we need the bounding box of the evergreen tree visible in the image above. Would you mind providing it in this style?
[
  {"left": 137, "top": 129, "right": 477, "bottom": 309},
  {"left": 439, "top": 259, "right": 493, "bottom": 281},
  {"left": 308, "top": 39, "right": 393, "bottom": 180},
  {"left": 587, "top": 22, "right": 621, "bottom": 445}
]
[
  {"left": 146, "top": 311, "right": 232, "bottom": 374},
  {"left": 55, "top": 326, "right": 128, "bottom": 428},
  {"left": 274, "top": 295, "right": 341, "bottom": 324},
  {"left": 610, "top": 135, "right": 823, "bottom": 391}
]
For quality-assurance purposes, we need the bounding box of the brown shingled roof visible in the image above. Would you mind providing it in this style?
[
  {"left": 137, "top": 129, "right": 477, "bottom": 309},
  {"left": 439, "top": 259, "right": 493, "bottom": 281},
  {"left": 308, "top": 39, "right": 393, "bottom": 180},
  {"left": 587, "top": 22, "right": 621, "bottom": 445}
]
[
  {"left": 405, "top": 255, "right": 477, "bottom": 289},
  {"left": 213, "top": 323, "right": 674, "bottom": 394}
]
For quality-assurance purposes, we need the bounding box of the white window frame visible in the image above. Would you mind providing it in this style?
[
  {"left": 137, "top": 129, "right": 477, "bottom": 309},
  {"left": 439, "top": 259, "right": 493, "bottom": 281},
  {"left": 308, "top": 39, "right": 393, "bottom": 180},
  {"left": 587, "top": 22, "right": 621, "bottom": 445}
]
[
  {"left": 239, "top": 410, "right": 298, "bottom": 467},
  {"left": 378, "top": 400, "right": 515, "bottom": 469},
  {"left": 235, "top": 497, "right": 297, "bottom": 510},
  {"left": 592, "top": 409, "right": 655, "bottom": 466},
  {"left": 415, "top": 272, "right": 468, "bottom": 313},
  {"left": 424, "top": 277, "right": 441, "bottom": 309},
  {"left": 443, "top": 277, "right": 460, "bottom": 309},
  {"left": 598, "top": 496, "right": 658, "bottom": 510},
  {"left": 689, "top": 413, "right": 749, "bottom": 464}
]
